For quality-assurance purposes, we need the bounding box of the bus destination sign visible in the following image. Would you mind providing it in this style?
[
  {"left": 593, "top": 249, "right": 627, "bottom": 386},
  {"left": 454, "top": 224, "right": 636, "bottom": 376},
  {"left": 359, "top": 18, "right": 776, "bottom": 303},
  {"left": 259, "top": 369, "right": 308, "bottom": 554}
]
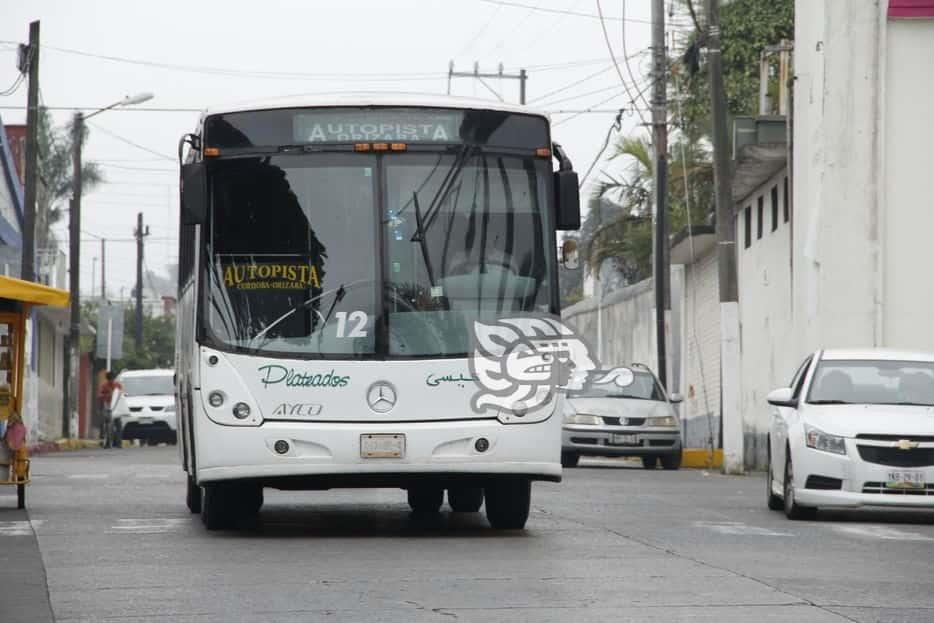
[{"left": 293, "top": 110, "right": 462, "bottom": 143}]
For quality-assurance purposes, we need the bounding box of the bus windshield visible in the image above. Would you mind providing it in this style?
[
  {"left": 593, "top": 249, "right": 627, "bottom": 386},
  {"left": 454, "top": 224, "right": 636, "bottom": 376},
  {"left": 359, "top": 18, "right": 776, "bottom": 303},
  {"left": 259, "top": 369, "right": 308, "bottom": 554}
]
[{"left": 204, "top": 131, "right": 555, "bottom": 359}]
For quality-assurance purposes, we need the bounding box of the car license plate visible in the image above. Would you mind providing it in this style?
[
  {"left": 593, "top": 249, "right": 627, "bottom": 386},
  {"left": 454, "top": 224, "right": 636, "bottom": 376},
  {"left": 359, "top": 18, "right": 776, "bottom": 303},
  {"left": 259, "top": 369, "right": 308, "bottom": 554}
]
[
  {"left": 360, "top": 434, "right": 405, "bottom": 458},
  {"left": 610, "top": 433, "right": 640, "bottom": 446},
  {"left": 139, "top": 417, "right": 153, "bottom": 425},
  {"left": 886, "top": 470, "right": 925, "bottom": 489}
]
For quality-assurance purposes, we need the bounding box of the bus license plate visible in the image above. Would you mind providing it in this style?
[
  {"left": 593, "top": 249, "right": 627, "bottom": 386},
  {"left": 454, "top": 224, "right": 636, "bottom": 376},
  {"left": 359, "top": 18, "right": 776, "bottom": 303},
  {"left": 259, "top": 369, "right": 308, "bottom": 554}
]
[
  {"left": 360, "top": 434, "right": 405, "bottom": 458},
  {"left": 886, "top": 471, "right": 925, "bottom": 489}
]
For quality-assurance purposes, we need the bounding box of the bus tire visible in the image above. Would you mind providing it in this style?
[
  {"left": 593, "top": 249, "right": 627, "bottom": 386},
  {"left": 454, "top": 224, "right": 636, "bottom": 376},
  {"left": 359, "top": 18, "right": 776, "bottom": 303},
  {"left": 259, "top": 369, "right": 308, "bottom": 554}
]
[
  {"left": 16, "top": 483, "right": 25, "bottom": 509},
  {"left": 201, "top": 484, "right": 234, "bottom": 530},
  {"left": 240, "top": 484, "right": 264, "bottom": 517},
  {"left": 186, "top": 476, "right": 202, "bottom": 514},
  {"left": 407, "top": 487, "right": 443, "bottom": 513},
  {"left": 448, "top": 487, "right": 483, "bottom": 512},
  {"left": 485, "top": 478, "right": 531, "bottom": 530}
]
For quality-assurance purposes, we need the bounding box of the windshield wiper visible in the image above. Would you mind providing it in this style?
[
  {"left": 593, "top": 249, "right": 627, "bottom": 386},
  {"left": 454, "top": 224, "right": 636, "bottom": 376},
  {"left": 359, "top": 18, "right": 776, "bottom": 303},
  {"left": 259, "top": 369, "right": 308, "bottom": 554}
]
[
  {"left": 878, "top": 401, "right": 934, "bottom": 407},
  {"left": 410, "top": 191, "right": 436, "bottom": 287},
  {"left": 250, "top": 281, "right": 358, "bottom": 344},
  {"left": 808, "top": 400, "right": 853, "bottom": 405}
]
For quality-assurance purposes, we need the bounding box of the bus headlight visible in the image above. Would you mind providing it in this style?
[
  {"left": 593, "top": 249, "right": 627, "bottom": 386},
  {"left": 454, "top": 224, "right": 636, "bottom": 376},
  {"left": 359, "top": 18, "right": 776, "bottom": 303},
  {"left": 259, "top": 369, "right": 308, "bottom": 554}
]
[
  {"left": 232, "top": 402, "right": 251, "bottom": 420},
  {"left": 208, "top": 391, "right": 225, "bottom": 408}
]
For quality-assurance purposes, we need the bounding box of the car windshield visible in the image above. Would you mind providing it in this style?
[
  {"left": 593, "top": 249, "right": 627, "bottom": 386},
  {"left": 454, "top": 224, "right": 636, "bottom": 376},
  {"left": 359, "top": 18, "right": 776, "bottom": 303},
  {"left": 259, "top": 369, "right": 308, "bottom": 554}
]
[
  {"left": 807, "top": 359, "right": 934, "bottom": 406},
  {"left": 120, "top": 375, "right": 174, "bottom": 396},
  {"left": 568, "top": 370, "right": 665, "bottom": 401}
]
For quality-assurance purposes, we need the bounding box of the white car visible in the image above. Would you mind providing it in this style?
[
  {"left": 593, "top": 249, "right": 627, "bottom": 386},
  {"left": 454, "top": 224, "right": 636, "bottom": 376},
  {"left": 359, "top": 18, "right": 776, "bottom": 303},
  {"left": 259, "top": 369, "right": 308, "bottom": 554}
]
[
  {"left": 112, "top": 369, "right": 178, "bottom": 446},
  {"left": 767, "top": 349, "right": 934, "bottom": 519}
]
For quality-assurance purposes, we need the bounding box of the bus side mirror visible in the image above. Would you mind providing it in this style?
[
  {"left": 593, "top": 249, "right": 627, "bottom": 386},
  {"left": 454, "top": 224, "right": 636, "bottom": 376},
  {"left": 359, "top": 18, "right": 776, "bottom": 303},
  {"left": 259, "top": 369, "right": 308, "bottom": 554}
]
[
  {"left": 554, "top": 170, "right": 581, "bottom": 230},
  {"left": 180, "top": 162, "right": 207, "bottom": 225}
]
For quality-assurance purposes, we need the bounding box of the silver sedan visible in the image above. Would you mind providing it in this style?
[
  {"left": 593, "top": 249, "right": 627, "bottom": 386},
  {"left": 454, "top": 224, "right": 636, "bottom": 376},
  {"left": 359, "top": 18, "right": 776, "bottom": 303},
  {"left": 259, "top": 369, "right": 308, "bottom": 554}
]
[{"left": 561, "top": 365, "right": 683, "bottom": 469}]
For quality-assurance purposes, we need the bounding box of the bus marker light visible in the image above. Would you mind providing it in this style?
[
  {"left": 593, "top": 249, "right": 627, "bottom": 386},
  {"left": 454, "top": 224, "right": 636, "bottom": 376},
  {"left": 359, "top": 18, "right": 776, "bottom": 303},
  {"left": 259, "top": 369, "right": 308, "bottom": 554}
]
[
  {"left": 390, "top": 143, "right": 407, "bottom": 151},
  {"left": 274, "top": 440, "right": 290, "bottom": 455},
  {"left": 373, "top": 143, "right": 389, "bottom": 152},
  {"left": 208, "top": 391, "right": 224, "bottom": 408},
  {"left": 475, "top": 438, "right": 490, "bottom": 453},
  {"left": 354, "top": 143, "right": 371, "bottom": 152},
  {"left": 204, "top": 147, "right": 220, "bottom": 157},
  {"left": 535, "top": 147, "right": 551, "bottom": 158},
  {"left": 232, "top": 402, "right": 251, "bottom": 419}
]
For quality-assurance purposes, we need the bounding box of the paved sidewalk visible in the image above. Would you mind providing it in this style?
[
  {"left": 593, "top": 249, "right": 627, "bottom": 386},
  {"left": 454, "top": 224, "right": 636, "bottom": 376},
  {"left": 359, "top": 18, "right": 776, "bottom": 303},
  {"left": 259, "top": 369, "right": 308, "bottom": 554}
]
[{"left": 0, "top": 506, "right": 54, "bottom": 623}]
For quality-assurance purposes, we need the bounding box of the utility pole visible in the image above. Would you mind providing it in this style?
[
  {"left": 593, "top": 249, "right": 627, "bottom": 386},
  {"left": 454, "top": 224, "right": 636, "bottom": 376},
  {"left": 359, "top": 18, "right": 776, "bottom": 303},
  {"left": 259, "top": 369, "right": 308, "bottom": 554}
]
[
  {"left": 447, "top": 62, "right": 528, "bottom": 104},
  {"left": 62, "top": 112, "right": 83, "bottom": 438},
  {"left": 708, "top": 0, "right": 742, "bottom": 473},
  {"left": 100, "top": 237, "right": 106, "bottom": 301},
  {"left": 651, "top": 0, "right": 670, "bottom": 389},
  {"left": 134, "top": 212, "right": 149, "bottom": 349},
  {"left": 20, "top": 21, "right": 39, "bottom": 282}
]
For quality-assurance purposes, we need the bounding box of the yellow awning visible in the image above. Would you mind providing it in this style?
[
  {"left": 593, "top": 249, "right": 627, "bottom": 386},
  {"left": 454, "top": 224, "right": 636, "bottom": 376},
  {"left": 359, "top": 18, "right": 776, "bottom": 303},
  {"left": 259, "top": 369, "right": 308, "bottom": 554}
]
[{"left": 0, "top": 276, "right": 70, "bottom": 308}]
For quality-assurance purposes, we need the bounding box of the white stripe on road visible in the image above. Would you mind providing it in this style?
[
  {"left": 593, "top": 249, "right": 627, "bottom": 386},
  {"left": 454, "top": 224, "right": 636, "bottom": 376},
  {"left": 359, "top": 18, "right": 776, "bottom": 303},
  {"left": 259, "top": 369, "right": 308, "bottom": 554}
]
[
  {"left": 0, "top": 520, "right": 44, "bottom": 536},
  {"left": 110, "top": 518, "right": 189, "bottom": 534},
  {"left": 694, "top": 521, "right": 793, "bottom": 537},
  {"left": 830, "top": 525, "right": 934, "bottom": 541},
  {"left": 66, "top": 474, "right": 110, "bottom": 480}
]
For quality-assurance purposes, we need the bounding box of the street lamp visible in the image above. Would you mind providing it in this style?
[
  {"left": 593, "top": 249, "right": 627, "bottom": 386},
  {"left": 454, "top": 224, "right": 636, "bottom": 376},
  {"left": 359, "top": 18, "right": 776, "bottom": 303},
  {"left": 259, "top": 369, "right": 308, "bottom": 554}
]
[{"left": 62, "top": 92, "right": 153, "bottom": 438}]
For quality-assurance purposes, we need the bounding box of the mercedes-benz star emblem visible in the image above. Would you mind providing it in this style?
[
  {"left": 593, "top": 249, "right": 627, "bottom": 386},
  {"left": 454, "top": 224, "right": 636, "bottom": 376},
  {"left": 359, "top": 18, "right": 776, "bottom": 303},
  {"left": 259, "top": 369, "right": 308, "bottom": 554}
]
[{"left": 367, "top": 381, "right": 397, "bottom": 413}]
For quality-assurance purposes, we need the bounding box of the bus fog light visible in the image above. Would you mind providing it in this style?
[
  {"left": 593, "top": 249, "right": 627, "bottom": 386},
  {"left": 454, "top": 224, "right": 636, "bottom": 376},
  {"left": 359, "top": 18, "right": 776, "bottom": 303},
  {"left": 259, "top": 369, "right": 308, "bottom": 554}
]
[
  {"left": 207, "top": 355, "right": 219, "bottom": 366},
  {"left": 232, "top": 402, "right": 251, "bottom": 419},
  {"left": 274, "top": 440, "right": 290, "bottom": 455},
  {"left": 512, "top": 402, "right": 528, "bottom": 417},
  {"left": 208, "top": 391, "right": 224, "bottom": 408},
  {"left": 475, "top": 437, "right": 490, "bottom": 453}
]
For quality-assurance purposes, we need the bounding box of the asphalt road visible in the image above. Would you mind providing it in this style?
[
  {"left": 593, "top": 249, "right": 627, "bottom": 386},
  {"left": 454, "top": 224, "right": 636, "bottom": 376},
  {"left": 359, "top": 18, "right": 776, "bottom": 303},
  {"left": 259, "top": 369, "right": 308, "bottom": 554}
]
[{"left": 2, "top": 447, "right": 934, "bottom": 622}]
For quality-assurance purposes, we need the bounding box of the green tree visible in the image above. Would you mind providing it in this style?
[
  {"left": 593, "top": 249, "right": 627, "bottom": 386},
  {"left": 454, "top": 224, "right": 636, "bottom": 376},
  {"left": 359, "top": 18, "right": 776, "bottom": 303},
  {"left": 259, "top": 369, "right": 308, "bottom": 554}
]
[{"left": 36, "top": 107, "right": 104, "bottom": 249}]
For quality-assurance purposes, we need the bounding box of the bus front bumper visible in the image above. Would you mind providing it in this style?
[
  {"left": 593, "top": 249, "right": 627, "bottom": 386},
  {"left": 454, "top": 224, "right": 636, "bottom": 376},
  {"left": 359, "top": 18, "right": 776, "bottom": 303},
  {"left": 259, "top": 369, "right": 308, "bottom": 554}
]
[{"left": 195, "top": 417, "right": 562, "bottom": 486}]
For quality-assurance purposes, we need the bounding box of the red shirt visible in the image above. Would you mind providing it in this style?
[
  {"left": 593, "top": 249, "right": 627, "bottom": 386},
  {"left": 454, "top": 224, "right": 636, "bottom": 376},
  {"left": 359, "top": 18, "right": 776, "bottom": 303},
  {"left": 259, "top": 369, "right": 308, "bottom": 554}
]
[
  {"left": 4, "top": 421, "right": 26, "bottom": 451},
  {"left": 98, "top": 380, "right": 122, "bottom": 407}
]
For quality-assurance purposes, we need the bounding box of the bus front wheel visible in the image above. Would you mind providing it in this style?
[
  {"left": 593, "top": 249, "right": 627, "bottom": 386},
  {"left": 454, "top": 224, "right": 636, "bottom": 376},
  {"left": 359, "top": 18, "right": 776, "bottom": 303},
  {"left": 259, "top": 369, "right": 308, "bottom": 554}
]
[
  {"left": 484, "top": 478, "right": 531, "bottom": 530},
  {"left": 448, "top": 487, "right": 483, "bottom": 512},
  {"left": 407, "top": 487, "right": 443, "bottom": 513}
]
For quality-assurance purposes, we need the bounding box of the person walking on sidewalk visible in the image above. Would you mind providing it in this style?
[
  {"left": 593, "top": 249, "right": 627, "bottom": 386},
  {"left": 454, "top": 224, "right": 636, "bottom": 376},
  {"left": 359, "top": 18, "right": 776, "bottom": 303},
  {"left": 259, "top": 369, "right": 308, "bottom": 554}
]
[{"left": 98, "top": 371, "right": 122, "bottom": 448}]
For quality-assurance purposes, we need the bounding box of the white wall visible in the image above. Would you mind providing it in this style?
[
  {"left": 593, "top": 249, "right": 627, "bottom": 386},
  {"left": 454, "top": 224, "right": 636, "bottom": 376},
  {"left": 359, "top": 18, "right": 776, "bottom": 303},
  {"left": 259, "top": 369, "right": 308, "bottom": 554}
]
[
  {"left": 736, "top": 167, "right": 796, "bottom": 468},
  {"left": 562, "top": 279, "right": 658, "bottom": 370},
  {"left": 882, "top": 19, "right": 934, "bottom": 348},
  {"left": 793, "top": 0, "right": 882, "bottom": 354},
  {"left": 679, "top": 250, "right": 721, "bottom": 450}
]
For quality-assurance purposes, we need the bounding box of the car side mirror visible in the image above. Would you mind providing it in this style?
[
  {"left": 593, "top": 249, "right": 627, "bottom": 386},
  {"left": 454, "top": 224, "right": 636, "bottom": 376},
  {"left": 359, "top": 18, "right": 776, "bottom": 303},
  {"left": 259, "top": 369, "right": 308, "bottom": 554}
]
[
  {"left": 560, "top": 239, "right": 580, "bottom": 270},
  {"left": 554, "top": 170, "right": 581, "bottom": 230},
  {"left": 669, "top": 392, "right": 684, "bottom": 404},
  {"left": 767, "top": 387, "right": 796, "bottom": 408},
  {"left": 180, "top": 162, "right": 207, "bottom": 225}
]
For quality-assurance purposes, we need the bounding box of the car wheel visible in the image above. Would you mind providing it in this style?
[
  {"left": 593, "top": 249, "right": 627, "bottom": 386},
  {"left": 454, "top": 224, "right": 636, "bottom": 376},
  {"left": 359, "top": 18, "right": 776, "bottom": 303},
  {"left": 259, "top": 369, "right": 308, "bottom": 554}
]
[
  {"left": 660, "top": 452, "right": 682, "bottom": 471},
  {"left": 169, "top": 432, "right": 178, "bottom": 446},
  {"left": 766, "top": 447, "right": 783, "bottom": 511},
  {"left": 407, "top": 487, "right": 443, "bottom": 513},
  {"left": 561, "top": 452, "right": 580, "bottom": 468},
  {"left": 784, "top": 453, "right": 817, "bottom": 520},
  {"left": 448, "top": 487, "right": 484, "bottom": 512},
  {"left": 641, "top": 456, "right": 658, "bottom": 469},
  {"left": 186, "top": 476, "right": 202, "bottom": 514},
  {"left": 485, "top": 478, "right": 531, "bottom": 530}
]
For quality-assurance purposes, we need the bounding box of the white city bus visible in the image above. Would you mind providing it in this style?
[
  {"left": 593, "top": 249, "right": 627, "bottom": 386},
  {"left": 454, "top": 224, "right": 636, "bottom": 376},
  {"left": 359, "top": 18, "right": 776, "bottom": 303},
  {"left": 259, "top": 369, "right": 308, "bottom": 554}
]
[{"left": 176, "top": 95, "right": 581, "bottom": 530}]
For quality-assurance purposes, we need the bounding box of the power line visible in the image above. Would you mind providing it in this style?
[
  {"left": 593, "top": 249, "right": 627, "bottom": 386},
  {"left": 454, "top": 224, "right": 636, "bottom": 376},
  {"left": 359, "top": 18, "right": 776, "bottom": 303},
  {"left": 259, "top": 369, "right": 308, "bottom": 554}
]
[
  {"left": 552, "top": 91, "right": 629, "bottom": 126},
  {"left": 621, "top": 0, "right": 652, "bottom": 111},
  {"left": 86, "top": 122, "right": 175, "bottom": 161},
  {"left": 41, "top": 44, "right": 446, "bottom": 82},
  {"left": 528, "top": 64, "right": 615, "bottom": 104},
  {"left": 477, "top": 0, "right": 654, "bottom": 24},
  {"left": 597, "top": 0, "right": 648, "bottom": 127},
  {"left": 577, "top": 111, "right": 624, "bottom": 188},
  {"left": 456, "top": 1, "right": 503, "bottom": 58},
  {"left": 0, "top": 73, "right": 25, "bottom": 97}
]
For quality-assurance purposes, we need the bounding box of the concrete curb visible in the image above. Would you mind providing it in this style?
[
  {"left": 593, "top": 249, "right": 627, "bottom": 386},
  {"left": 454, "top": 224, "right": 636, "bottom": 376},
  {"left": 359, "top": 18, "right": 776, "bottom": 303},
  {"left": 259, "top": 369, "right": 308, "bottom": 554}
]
[
  {"left": 682, "top": 448, "right": 723, "bottom": 469},
  {"left": 27, "top": 439, "right": 103, "bottom": 455}
]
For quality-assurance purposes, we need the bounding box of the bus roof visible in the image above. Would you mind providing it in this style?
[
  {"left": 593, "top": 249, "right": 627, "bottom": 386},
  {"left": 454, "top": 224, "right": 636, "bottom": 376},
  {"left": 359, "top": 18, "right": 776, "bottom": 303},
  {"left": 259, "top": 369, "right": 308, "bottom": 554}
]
[{"left": 202, "top": 92, "right": 549, "bottom": 120}]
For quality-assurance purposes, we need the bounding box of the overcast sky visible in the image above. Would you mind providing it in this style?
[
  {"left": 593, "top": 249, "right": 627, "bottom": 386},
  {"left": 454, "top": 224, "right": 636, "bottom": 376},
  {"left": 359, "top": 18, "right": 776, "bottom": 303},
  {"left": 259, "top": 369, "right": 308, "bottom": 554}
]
[{"left": 0, "top": 0, "right": 686, "bottom": 300}]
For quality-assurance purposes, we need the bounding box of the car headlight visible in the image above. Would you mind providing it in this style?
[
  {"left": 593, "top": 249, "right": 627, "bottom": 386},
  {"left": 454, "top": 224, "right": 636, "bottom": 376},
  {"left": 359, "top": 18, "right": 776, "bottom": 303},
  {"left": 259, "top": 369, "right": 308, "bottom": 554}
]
[
  {"left": 566, "top": 414, "right": 603, "bottom": 425},
  {"left": 164, "top": 403, "right": 177, "bottom": 413},
  {"left": 646, "top": 416, "right": 678, "bottom": 427},
  {"left": 804, "top": 425, "right": 847, "bottom": 455}
]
